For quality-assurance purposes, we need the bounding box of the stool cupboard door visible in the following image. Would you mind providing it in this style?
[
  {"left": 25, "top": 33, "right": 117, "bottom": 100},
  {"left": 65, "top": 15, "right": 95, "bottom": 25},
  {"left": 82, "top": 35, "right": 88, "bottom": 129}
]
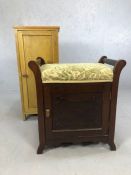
[
  {"left": 14, "top": 26, "right": 59, "bottom": 119},
  {"left": 44, "top": 83, "right": 111, "bottom": 145}
]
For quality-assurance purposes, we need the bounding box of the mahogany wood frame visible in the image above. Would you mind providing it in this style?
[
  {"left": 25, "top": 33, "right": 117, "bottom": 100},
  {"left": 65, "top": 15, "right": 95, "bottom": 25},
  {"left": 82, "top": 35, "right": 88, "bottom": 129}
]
[{"left": 29, "top": 56, "right": 126, "bottom": 154}]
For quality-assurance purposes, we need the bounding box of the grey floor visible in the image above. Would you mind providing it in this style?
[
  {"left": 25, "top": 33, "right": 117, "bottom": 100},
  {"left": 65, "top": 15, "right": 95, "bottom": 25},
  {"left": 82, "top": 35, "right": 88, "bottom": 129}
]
[{"left": 0, "top": 89, "right": 131, "bottom": 175}]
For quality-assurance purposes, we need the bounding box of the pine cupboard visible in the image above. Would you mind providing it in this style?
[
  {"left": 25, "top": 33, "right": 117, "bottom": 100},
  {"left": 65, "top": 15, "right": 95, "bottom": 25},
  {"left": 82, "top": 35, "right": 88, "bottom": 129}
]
[{"left": 14, "top": 26, "right": 60, "bottom": 119}]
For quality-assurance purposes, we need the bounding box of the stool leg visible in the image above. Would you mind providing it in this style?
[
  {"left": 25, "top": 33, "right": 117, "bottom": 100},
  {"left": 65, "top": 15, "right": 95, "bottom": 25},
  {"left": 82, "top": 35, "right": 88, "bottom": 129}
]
[
  {"left": 37, "top": 144, "right": 44, "bottom": 154},
  {"left": 109, "top": 142, "right": 116, "bottom": 151}
]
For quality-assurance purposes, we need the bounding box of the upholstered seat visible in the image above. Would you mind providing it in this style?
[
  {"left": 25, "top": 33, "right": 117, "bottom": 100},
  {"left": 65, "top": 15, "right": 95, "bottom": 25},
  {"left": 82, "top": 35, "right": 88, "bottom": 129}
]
[{"left": 40, "top": 63, "right": 113, "bottom": 83}]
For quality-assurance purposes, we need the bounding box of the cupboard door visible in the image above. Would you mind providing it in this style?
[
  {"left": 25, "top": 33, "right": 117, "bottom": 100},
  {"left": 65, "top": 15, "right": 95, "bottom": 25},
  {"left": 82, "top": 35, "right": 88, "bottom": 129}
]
[
  {"left": 45, "top": 84, "right": 111, "bottom": 142},
  {"left": 18, "top": 30, "right": 58, "bottom": 113}
]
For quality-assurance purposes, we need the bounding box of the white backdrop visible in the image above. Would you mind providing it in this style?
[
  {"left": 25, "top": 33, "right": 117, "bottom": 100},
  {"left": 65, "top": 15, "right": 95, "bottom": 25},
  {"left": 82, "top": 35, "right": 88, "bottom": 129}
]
[{"left": 0, "top": 0, "right": 131, "bottom": 93}]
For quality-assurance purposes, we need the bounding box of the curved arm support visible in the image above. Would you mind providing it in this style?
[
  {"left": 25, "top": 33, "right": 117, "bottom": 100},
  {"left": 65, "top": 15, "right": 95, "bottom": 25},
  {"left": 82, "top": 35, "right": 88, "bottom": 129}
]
[
  {"left": 99, "top": 56, "right": 126, "bottom": 148},
  {"left": 28, "top": 59, "right": 46, "bottom": 154}
]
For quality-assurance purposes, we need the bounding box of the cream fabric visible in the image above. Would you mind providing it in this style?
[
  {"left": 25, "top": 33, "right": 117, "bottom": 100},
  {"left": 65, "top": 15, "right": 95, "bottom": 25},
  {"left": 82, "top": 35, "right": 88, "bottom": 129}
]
[{"left": 40, "top": 63, "right": 113, "bottom": 83}]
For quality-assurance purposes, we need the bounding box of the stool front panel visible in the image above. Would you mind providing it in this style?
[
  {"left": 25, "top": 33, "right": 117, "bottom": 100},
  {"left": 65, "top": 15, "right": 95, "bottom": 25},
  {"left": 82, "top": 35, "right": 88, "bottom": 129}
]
[{"left": 44, "top": 83, "right": 111, "bottom": 143}]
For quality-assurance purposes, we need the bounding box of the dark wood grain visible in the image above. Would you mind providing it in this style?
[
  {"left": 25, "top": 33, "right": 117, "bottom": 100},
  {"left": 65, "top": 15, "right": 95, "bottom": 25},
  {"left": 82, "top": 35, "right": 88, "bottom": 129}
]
[
  {"left": 28, "top": 59, "right": 45, "bottom": 154},
  {"left": 99, "top": 56, "right": 117, "bottom": 66},
  {"left": 99, "top": 56, "right": 126, "bottom": 150},
  {"left": 108, "top": 59, "right": 126, "bottom": 150},
  {"left": 36, "top": 57, "right": 46, "bottom": 66}
]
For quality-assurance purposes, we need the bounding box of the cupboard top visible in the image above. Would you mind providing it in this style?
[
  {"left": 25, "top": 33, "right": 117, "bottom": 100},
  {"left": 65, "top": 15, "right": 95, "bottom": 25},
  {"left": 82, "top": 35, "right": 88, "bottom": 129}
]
[{"left": 13, "top": 26, "right": 60, "bottom": 31}]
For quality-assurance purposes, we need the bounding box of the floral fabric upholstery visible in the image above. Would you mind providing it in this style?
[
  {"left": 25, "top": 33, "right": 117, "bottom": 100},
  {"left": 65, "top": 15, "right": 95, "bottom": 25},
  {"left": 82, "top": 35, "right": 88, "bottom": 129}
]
[{"left": 40, "top": 63, "right": 113, "bottom": 83}]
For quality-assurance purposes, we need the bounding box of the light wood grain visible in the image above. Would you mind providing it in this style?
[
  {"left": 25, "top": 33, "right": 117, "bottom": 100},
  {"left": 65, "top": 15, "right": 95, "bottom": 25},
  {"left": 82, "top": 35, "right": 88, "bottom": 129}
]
[{"left": 14, "top": 26, "right": 60, "bottom": 31}]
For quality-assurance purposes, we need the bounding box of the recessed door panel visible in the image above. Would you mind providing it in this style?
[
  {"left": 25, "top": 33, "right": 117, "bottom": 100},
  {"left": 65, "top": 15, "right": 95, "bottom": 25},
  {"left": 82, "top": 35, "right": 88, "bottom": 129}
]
[
  {"left": 19, "top": 31, "right": 55, "bottom": 111},
  {"left": 52, "top": 93, "right": 102, "bottom": 130},
  {"left": 23, "top": 34, "right": 53, "bottom": 108}
]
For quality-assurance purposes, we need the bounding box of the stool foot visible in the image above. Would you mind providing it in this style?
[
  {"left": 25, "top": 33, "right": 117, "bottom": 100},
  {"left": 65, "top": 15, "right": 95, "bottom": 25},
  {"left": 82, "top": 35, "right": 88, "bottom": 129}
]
[
  {"left": 109, "top": 142, "right": 116, "bottom": 151},
  {"left": 37, "top": 145, "right": 44, "bottom": 154}
]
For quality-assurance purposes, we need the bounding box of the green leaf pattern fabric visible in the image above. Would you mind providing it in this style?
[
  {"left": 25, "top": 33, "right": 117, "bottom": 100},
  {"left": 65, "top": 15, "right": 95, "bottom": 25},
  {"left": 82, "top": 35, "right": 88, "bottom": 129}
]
[{"left": 40, "top": 63, "right": 113, "bottom": 83}]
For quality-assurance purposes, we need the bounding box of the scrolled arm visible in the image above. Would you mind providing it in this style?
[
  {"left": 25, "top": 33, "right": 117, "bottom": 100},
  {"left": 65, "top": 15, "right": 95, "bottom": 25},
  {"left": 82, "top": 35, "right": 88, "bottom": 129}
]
[
  {"left": 99, "top": 56, "right": 117, "bottom": 66},
  {"left": 36, "top": 57, "right": 46, "bottom": 66},
  {"left": 98, "top": 56, "right": 126, "bottom": 79}
]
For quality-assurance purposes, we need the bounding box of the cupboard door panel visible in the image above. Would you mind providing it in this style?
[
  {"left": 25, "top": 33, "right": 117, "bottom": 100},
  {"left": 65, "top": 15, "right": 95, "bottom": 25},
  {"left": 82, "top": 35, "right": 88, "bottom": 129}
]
[
  {"left": 18, "top": 30, "right": 58, "bottom": 113},
  {"left": 23, "top": 32, "right": 54, "bottom": 109}
]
